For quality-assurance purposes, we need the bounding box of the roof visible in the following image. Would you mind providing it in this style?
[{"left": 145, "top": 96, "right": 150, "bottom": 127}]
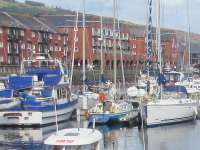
[
  {"left": 10, "top": 14, "right": 55, "bottom": 32},
  {"left": 0, "top": 11, "right": 55, "bottom": 32},
  {"left": 0, "top": 11, "right": 25, "bottom": 28},
  {"left": 38, "top": 15, "right": 100, "bottom": 28}
]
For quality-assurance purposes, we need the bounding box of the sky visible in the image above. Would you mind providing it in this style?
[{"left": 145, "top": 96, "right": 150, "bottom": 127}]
[{"left": 16, "top": 0, "right": 200, "bottom": 34}]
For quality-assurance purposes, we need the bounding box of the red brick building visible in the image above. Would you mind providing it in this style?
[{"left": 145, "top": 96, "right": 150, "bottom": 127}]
[
  {"left": 39, "top": 15, "right": 136, "bottom": 69},
  {"left": 0, "top": 12, "right": 67, "bottom": 66},
  {"left": 0, "top": 12, "right": 181, "bottom": 70}
]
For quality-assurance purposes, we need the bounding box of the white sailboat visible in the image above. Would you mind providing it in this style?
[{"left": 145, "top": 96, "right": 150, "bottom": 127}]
[
  {"left": 87, "top": 0, "right": 138, "bottom": 125},
  {"left": 143, "top": 0, "right": 197, "bottom": 127},
  {"left": 173, "top": 0, "right": 200, "bottom": 96},
  {"left": 69, "top": 4, "right": 99, "bottom": 114}
]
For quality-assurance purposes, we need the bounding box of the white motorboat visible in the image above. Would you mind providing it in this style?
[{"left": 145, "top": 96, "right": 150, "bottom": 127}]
[
  {"left": 44, "top": 128, "right": 103, "bottom": 150},
  {"left": 143, "top": 0, "right": 197, "bottom": 128},
  {"left": 144, "top": 96, "right": 197, "bottom": 127}
]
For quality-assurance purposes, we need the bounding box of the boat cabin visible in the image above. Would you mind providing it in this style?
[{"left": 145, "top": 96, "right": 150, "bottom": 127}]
[{"left": 164, "top": 71, "right": 184, "bottom": 83}]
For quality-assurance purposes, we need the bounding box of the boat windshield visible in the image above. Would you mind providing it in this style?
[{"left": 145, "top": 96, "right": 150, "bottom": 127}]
[
  {"left": 164, "top": 73, "right": 181, "bottom": 82},
  {"left": 162, "top": 92, "right": 187, "bottom": 99}
]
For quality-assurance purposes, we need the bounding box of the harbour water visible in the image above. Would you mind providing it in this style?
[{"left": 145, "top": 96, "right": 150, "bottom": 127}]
[{"left": 0, "top": 119, "right": 200, "bottom": 150}]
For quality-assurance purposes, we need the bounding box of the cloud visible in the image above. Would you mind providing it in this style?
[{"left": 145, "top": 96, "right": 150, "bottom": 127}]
[{"left": 163, "top": 0, "right": 184, "bottom": 7}]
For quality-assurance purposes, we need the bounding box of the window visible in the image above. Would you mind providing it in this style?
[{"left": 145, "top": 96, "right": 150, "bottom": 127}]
[
  {"left": 7, "top": 42, "right": 11, "bottom": 54},
  {"left": 15, "top": 56, "right": 19, "bottom": 65},
  {"left": 21, "top": 30, "right": 24, "bottom": 36},
  {"left": 14, "top": 43, "right": 19, "bottom": 54},
  {"left": 59, "top": 47, "right": 62, "bottom": 51},
  {"left": 50, "top": 46, "right": 53, "bottom": 51},
  {"left": 55, "top": 45, "right": 58, "bottom": 51},
  {"left": 110, "top": 30, "right": 113, "bottom": 36},
  {"left": 0, "top": 56, "right": 3, "bottom": 62},
  {"left": 21, "top": 43, "right": 25, "bottom": 49},
  {"left": 92, "top": 28, "right": 95, "bottom": 35},
  {"left": 32, "top": 32, "right": 36, "bottom": 38},
  {"left": 0, "top": 28, "right": 3, "bottom": 34},
  {"left": 97, "top": 28, "right": 101, "bottom": 34},
  {"left": 32, "top": 44, "right": 35, "bottom": 50},
  {"left": 7, "top": 29, "right": 10, "bottom": 34},
  {"left": 58, "top": 35, "right": 61, "bottom": 40},
  {"left": 27, "top": 43, "right": 32, "bottom": 49},
  {"left": 8, "top": 56, "right": 11, "bottom": 64},
  {"left": 49, "top": 33, "right": 53, "bottom": 39},
  {"left": 0, "top": 42, "right": 3, "bottom": 48},
  {"left": 133, "top": 44, "right": 136, "bottom": 49}
]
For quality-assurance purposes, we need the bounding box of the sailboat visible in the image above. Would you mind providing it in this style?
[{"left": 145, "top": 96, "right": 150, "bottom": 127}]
[
  {"left": 173, "top": 0, "right": 200, "bottom": 96},
  {"left": 87, "top": 0, "right": 138, "bottom": 125},
  {"left": 142, "top": 0, "right": 197, "bottom": 127},
  {"left": 0, "top": 53, "right": 78, "bottom": 126},
  {"left": 69, "top": 7, "right": 99, "bottom": 115}
]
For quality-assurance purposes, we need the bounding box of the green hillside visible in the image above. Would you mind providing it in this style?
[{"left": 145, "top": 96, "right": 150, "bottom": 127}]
[{"left": 0, "top": 0, "right": 74, "bottom": 16}]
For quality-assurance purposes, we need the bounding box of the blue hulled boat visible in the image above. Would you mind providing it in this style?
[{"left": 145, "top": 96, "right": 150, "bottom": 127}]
[
  {"left": 0, "top": 54, "right": 78, "bottom": 127},
  {"left": 88, "top": 99, "right": 138, "bottom": 125}
]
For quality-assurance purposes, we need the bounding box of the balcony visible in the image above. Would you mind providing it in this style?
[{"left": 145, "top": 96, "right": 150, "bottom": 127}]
[
  {"left": 7, "top": 34, "right": 21, "bottom": 41},
  {"left": 92, "top": 31, "right": 101, "bottom": 37}
]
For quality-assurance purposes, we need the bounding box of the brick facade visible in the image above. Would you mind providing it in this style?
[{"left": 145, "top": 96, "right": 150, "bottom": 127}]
[{"left": 0, "top": 13, "right": 180, "bottom": 70}]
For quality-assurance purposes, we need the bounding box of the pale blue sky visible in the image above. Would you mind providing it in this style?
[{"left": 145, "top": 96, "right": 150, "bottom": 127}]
[{"left": 16, "top": 0, "right": 200, "bottom": 34}]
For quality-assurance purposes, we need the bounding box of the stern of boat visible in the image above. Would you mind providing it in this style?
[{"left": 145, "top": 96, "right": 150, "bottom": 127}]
[{"left": 0, "top": 111, "right": 42, "bottom": 126}]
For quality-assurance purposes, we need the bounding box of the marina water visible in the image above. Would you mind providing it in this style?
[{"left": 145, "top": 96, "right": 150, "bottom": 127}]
[{"left": 1, "top": 119, "right": 200, "bottom": 150}]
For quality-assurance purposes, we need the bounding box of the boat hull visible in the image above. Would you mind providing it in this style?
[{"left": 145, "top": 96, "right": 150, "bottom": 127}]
[
  {"left": 0, "top": 100, "right": 78, "bottom": 127},
  {"left": 144, "top": 102, "right": 197, "bottom": 128},
  {"left": 88, "top": 110, "right": 138, "bottom": 124}
]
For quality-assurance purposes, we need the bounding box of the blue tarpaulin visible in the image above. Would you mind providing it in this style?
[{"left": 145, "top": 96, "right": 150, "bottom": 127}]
[
  {"left": 0, "top": 89, "right": 12, "bottom": 98},
  {"left": 43, "top": 75, "right": 61, "bottom": 86},
  {"left": 27, "top": 69, "right": 61, "bottom": 75},
  {"left": 9, "top": 76, "right": 33, "bottom": 90}
]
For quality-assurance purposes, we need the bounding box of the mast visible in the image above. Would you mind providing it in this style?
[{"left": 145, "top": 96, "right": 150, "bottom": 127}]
[
  {"left": 100, "top": 16, "right": 104, "bottom": 77},
  {"left": 116, "top": 0, "right": 126, "bottom": 96},
  {"left": 156, "top": 0, "right": 161, "bottom": 73},
  {"left": 146, "top": 0, "right": 153, "bottom": 77},
  {"left": 186, "top": 0, "right": 191, "bottom": 67},
  {"left": 69, "top": 11, "right": 79, "bottom": 90},
  {"left": 156, "top": 0, "right": 162, "bottom": 99},
  {"left": 113, "top": 0, "right": 117, "bottom": 88},
  {"left": 82, "top": 0, "right": 86, "bottom": 93}
]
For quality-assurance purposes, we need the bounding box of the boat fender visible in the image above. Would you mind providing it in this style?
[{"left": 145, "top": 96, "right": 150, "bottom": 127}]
[
  {"left": 84, "top": 111, "right": 90, "bottom": 120},
  {"left": 98, "top": 93, "right": 105, "bottom": 103},
  {"left": 110, "top": 105, "right": 116, "bottom": 113}
]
